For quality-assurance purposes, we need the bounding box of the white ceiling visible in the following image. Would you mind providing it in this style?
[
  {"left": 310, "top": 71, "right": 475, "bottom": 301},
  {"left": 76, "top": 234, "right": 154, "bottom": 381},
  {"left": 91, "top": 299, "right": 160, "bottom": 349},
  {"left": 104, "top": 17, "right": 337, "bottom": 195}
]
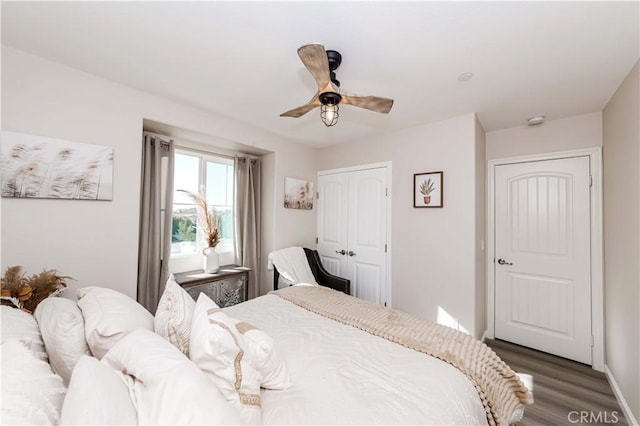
[{"left": 2, "top": 1, "right": 638, "bottom": 148}]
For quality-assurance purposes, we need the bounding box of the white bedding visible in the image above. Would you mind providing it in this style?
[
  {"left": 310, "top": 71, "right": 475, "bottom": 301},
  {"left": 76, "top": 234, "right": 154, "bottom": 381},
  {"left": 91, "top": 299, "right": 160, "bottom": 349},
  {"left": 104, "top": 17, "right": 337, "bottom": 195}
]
[{"left": 225, "top": 294, "right": 488, "bottom": 425}]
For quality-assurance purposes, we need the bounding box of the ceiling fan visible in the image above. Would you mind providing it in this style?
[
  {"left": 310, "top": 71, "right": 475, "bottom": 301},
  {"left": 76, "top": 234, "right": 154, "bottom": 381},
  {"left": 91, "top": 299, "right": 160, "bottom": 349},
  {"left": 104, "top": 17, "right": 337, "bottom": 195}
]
[{"left": 280, "top": 43, "right": 394, "bottom": 127}]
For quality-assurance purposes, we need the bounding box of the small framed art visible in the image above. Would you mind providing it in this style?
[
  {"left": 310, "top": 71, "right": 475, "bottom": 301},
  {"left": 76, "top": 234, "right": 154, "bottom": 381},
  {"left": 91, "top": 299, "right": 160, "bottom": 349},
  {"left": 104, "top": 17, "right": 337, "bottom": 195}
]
[
  {"left": 284, "top": 177, "right": 313, "bottom": 210},
  {"left": 413, "top": 171, "right": 443, "bottom": 208}
]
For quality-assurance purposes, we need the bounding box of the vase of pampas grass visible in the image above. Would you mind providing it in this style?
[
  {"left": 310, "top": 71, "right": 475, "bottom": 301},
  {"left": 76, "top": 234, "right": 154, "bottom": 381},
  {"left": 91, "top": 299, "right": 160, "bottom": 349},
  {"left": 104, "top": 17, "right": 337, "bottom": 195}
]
[{"left": 178, "top": 188, "right": 221, "bottom": 273}]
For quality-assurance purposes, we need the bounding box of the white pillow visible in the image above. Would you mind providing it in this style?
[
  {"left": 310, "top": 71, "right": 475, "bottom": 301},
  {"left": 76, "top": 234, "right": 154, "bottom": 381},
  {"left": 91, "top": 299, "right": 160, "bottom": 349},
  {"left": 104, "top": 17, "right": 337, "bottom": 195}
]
[
  {"left": 1, "top": 339, "right": 66, "bottom": 425},
  {"left": 154, "top": 274, "right": 195, "bottom": 356},
  {"left": 238, "top": 322, "right": 291, "bottom": 390},
  {"left": 58, "top": 287, "right": 80, "bottom": 302},
  {"left": 1, "top": 305, "right": 48, "bottom": 361},
  {"left": 190, "top": 293, "right": 262, "bottom": 425},
  {"left": 102, "top": 328, "right": 243, "bottom": 425},
  {"left": 60, "top": 355, "right": 137, "bottom": 425},
  {"left": 77, "top": 287, "right": 154, "bottom": 359},
  {"left": 34, "top": 297, "right": 91, "bottom": 386}
]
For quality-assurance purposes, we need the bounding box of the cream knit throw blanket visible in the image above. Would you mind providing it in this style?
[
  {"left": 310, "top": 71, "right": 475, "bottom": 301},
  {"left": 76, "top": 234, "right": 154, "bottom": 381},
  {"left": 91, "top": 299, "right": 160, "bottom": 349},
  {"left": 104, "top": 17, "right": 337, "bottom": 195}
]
[{"left": 272, "top": 285, "right": 533, "bottom": 426}]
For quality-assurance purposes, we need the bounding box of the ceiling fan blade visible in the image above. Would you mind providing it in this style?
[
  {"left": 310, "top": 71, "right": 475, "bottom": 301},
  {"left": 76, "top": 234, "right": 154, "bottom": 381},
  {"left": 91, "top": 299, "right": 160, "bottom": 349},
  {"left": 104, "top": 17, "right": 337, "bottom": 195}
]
[
  {"left": 342, "top": 94, "right": 394, "bottom": 114},
  {"left": 297, "top": 43, "right": 331, "bottom": 91},
  {"left": 280, "top": 95, "right": 321, "bottom": 118}
]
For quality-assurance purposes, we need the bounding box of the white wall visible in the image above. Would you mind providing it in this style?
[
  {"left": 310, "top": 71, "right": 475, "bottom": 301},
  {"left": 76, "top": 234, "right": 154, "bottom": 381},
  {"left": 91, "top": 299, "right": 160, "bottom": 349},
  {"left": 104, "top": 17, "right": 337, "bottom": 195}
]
[
  {"left": 1, "top": 46, "right": 316, "bottom": 299},
  {"left": 263, "top": 143, "right": 319, "bottom": 296},
  {"left": 602, "top": 60, "right": 639, "bottom": 422},
  {"left": 486, "top": 112, "right": 603, "bottom": 159},
  {"left": 317, "top": 113, "right": 485, "bottom": 338}
]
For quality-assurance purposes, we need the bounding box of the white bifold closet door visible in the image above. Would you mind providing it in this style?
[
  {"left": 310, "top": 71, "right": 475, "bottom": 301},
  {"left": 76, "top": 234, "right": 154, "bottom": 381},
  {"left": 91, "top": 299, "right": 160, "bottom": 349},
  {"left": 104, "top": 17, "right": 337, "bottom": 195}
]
[{"left": 317, "top": 167, "right": 388, "bottom": 306}]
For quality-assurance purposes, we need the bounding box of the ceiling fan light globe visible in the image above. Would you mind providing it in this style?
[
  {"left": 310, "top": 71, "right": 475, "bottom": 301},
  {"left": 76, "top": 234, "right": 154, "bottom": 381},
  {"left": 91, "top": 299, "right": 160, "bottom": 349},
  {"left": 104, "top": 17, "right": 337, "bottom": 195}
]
[{"left": 321, "top": 104, "right": 339, "bottom": 127}]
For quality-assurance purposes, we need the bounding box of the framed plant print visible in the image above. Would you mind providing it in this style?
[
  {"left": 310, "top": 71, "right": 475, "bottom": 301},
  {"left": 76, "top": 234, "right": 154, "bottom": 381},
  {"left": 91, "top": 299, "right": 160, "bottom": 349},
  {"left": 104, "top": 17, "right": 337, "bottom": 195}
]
[{"left": 414, "top": 171, "right": 443, "bottom": 208}]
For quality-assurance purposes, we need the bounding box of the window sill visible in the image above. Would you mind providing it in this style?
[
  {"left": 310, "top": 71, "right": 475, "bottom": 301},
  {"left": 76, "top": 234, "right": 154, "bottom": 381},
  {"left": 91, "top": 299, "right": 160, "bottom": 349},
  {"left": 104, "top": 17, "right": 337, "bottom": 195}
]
[{"left": 169, "top": 250, "right": 236, "bottom": 274}]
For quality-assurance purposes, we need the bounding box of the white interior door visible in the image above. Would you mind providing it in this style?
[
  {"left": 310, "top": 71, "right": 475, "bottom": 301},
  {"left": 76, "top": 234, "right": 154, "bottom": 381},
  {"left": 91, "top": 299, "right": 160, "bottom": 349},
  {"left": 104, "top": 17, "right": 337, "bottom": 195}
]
[
  {"left": 494, "top": 156, "right": 592, "bottom": 364},
  {"left": 347, "top": 168, "right": 387, "bottom": 304},
  {"left": 317, "top": 173, "right": 349, "bottom": 277},
  {"left": 317, "top": 166, "right": 388, "bottom": 305}
]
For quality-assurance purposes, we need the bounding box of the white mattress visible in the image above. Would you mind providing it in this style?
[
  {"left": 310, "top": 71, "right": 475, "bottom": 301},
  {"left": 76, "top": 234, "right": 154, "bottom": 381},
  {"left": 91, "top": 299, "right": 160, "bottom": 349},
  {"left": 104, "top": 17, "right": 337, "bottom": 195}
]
[{"left": 225, "top": 294, "right": 488, "bottom": 425}]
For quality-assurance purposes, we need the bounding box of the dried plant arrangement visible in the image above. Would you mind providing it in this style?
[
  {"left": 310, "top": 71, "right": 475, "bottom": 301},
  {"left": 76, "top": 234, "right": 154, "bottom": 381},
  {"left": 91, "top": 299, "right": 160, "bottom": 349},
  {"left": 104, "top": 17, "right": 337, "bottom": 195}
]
[
  {"left": 23, "top": 269, "right": 72, "bottom": 313},
  {"left": 178, "top": 189, "right": 220, "bottom": 248},
  {"left": 0, "top": 266, "right": 72, "bottom": 313},
  {"left": 0, "top": 266, "right": 31, "bottom": 310}
]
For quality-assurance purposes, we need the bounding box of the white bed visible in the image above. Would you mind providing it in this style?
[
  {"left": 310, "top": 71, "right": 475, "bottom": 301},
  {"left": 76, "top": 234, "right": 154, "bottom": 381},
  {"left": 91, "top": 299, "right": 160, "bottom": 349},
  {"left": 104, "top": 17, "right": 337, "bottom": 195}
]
[
  {"left": 226, "top": 293, "right": 488, "bottom": 425},
  {"left": 1, "top": 282, "right": 531, "bottom": 426}
]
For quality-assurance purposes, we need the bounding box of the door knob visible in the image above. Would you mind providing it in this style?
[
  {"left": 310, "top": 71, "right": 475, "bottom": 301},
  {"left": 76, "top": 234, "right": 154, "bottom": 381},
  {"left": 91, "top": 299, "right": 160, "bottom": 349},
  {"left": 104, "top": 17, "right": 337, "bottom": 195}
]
[
  {"left": 497, "top": 258, "right": 513, "bottom": 265},
  {"left": 335, "top": 250, "right": 346, "bottom": 255},
  {"left": 348, "top": 251, "right": 356, "bottom": 257}
]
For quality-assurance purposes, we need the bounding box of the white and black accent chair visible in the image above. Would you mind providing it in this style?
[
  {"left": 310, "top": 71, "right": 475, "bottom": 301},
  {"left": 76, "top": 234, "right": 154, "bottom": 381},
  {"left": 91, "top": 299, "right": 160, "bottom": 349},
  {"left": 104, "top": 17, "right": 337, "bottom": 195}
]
[{"left": 272, "top": 248, "right": 350, "bottom": 295}]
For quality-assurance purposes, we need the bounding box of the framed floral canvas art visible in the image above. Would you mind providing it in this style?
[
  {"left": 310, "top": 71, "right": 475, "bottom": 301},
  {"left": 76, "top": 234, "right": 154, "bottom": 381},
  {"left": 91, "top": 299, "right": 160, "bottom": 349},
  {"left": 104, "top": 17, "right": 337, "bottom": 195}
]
[
  {"left": 284, "top": 177, "right": 313, "bottom": 210},
  {"left": 1, "top": 131, "right": 113, "bottom": 200}
]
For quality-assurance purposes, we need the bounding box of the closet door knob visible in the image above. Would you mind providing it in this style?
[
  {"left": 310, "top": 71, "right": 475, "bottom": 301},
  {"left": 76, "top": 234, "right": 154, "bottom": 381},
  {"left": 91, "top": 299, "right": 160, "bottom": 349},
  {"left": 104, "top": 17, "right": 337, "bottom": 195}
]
[
  {"left": 497, "top": 258, "right": 513, "bottom": 266},
  {"left": 335, "top": 250, "right": 346, "bottom": 255},
  {"left": 348, "top": 251, "right": 356, "bottom": 257}
]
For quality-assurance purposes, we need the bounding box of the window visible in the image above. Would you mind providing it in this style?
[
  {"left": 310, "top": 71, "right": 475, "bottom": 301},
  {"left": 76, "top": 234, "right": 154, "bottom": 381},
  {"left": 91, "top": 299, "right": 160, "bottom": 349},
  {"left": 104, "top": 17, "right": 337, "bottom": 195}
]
[{"left": 171, "top": 149, "right": 234, "bottom": 266}]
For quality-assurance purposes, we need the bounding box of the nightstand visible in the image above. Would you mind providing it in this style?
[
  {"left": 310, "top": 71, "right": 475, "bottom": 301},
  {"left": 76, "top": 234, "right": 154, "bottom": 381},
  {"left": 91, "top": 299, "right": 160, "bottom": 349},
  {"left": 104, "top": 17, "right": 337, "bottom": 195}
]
[{"left": 174, "top": 266, "right": 250, "bottom": 307}]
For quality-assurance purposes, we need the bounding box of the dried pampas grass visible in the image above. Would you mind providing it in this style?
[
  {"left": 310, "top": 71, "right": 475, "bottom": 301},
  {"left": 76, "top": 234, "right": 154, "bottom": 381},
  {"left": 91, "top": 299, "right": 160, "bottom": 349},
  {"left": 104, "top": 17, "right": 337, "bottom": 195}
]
[
  {"left": 178, "top": 189, "right": 220, "bottom": 248},
  {"left": 23, "top": 269, "right": 71, "bottom": 313},
  {"left": 0, "top": 266, "right": 72, "bottom": 313}
]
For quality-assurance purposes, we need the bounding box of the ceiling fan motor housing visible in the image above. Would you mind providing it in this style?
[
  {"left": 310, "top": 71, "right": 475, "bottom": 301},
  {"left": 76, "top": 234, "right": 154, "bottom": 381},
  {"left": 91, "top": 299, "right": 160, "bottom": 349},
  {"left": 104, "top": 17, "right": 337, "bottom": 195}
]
[
  {"left": 319, "top": 91, "right": 342, "bottom": 106},
  {"left": 326, "top": 50, "right": 342, "bottom": 87},
  {"left": 326, "top": 50, "right": 342, "bottom": 69}
]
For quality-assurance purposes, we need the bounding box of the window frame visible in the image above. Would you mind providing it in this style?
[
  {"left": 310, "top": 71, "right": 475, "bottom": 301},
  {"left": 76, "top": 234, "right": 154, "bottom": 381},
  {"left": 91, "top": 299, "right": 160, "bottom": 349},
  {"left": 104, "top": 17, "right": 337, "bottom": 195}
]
[{"left": 170, "top": 148, "right": 235, "bottom": 271}]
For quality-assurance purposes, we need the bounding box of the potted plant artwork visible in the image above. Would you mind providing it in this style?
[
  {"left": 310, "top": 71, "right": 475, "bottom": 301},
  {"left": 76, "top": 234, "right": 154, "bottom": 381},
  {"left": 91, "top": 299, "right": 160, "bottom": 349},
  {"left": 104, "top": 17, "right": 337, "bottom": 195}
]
[
  {"left": 178, "top": 189, "right": 220, "bottom": 273},
  {"left": 413, "top": 171, "right": 443, "bottom": 208},
  {"left": 419, "top": 178, "right": 436, "bottom": 204}
]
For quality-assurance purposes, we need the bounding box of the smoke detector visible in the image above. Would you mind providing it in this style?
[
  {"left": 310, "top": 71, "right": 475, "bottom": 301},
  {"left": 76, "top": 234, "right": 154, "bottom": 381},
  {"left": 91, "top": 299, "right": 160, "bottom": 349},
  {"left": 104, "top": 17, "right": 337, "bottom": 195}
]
[
  {"left": 458, "top": 72, "right": 474, "bottom": 82},
  {"left": 527, "top": 115, "right": 545, "bottom": 126}
]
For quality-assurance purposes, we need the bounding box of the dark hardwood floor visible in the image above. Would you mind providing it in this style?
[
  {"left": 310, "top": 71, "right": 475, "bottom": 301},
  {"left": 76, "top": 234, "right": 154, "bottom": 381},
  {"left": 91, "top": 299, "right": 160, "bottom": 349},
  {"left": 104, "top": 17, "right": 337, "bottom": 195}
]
[{"left": 485, "top": 339, "right": 627, "bottom": 426}]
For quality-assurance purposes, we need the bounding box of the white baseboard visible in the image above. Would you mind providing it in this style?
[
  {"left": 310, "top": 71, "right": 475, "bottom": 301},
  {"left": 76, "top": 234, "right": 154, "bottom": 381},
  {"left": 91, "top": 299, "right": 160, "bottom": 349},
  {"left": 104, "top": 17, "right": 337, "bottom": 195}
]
[{"left": 605, "top": 365, "right": 639, "bottom": 426}]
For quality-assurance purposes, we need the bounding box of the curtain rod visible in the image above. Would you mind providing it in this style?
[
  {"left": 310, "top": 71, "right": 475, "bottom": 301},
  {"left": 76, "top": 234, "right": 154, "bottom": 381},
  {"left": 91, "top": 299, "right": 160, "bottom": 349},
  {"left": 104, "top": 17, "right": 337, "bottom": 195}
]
[
  {"left": 144, "top": 131, "right": 173, "bottom": 146},
  {"left": 177, "top": 145, "right": 235, "bottom": 160},
  {"left": 144, "top": 130, "right": 260, "bottom": 159},
  {"left": 176, "top": 143, "right": 260, "bottom": 160}
]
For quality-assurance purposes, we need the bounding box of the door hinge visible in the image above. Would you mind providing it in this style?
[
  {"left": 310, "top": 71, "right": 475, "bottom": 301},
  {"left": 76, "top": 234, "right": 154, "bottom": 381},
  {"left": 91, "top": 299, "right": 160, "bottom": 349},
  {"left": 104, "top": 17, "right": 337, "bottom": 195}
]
[
  {"left": 589, "top": 175, "right": 593, "bottom": 188},
  {"left": 384, "top": 301, "right": 387, "bottom": 307},
  {"left": 385, "top": 243, "right": 387, "bottom": 253},
  {"left": 385, "top": 187, "right": 388, "bottom": 196},
  {"left": 316, "top": 191, "right": 319, "bottom": 199},
  {"left": 315, "top": 237, "right": 318, "bottom": 244}
]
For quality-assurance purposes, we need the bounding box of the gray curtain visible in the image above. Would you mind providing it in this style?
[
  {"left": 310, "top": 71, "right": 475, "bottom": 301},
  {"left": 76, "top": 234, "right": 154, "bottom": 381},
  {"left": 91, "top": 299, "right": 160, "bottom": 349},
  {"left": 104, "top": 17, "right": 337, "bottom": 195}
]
[
  {"left": 137, "top": 132, "right": 175, "bottom": 313},
  {"left": 235, "top": 157, "right": 261, "bottom": 299}
]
